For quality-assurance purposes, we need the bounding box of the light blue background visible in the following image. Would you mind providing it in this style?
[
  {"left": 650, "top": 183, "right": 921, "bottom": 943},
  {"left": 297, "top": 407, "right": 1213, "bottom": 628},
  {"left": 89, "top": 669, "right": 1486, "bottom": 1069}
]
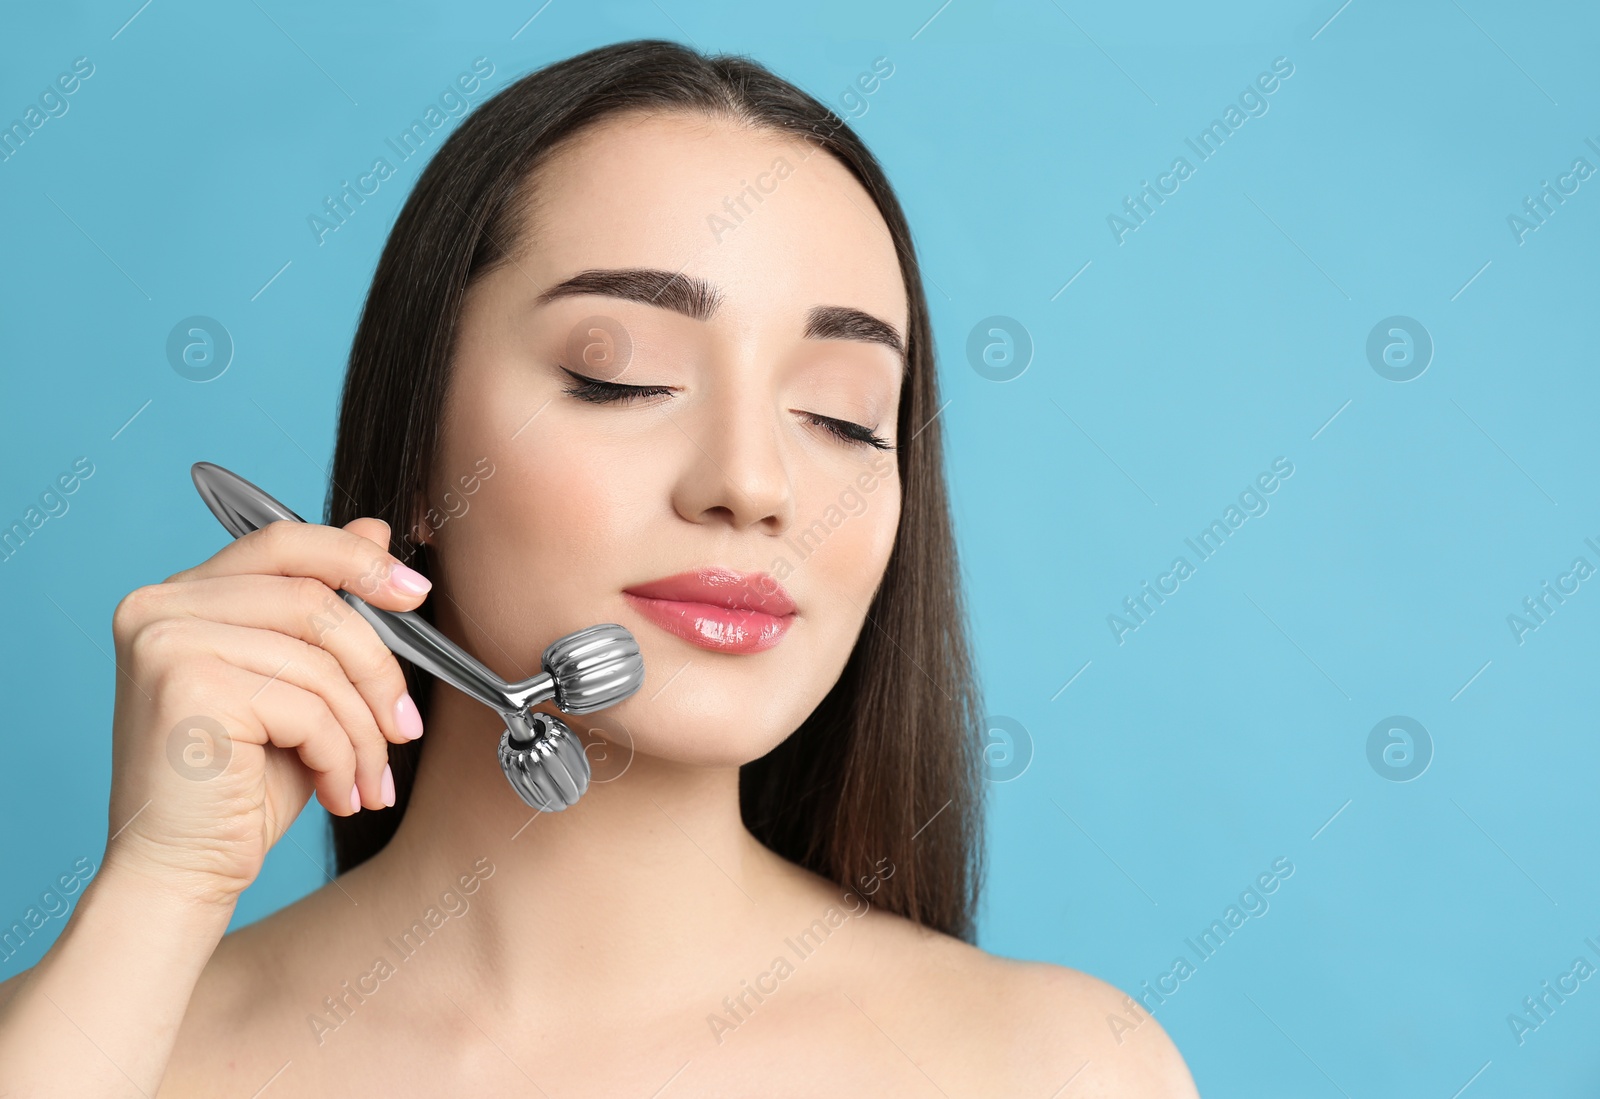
[{"left": 3, "top": 1, "right": 1597, "bottom": 1094}]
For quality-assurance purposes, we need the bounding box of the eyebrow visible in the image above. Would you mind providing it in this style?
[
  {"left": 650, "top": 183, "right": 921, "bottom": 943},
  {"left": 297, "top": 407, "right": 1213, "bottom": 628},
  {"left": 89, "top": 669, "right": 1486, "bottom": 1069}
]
[{"left": 533, "top": 267, "right": 906, "bottom": 362}]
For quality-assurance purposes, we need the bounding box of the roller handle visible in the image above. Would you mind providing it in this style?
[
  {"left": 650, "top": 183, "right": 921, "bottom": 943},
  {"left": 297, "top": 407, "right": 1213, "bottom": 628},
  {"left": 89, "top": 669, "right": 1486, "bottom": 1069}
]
[{"left": 190, "top": 461, "right": 517, "bottom": 713}]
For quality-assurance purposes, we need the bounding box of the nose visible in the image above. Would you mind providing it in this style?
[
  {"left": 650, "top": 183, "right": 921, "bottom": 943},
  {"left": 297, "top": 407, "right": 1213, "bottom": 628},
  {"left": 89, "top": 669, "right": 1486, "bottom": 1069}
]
[{"left": 668, "top": 380, "right": 795, "bottom": 535}]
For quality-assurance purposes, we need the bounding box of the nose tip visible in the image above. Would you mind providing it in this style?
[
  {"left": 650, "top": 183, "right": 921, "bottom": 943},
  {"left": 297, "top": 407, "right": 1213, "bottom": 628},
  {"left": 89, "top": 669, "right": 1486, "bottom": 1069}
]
[{"left": 672, "top": 403, "right": 795, "bottom": 534}]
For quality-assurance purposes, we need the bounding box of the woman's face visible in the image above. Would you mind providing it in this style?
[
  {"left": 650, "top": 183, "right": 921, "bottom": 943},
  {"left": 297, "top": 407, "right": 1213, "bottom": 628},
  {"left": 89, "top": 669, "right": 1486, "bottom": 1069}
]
[{"left": 421, "top": 110, "right": 906, "bottom": 767}]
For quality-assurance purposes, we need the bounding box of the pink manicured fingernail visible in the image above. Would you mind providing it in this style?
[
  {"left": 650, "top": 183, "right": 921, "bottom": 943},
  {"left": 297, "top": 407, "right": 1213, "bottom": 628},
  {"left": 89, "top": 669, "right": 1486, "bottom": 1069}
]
[
  {"left": 395, "top": 693, "right": 424, "bottom": 740},
  {"left": 380, "top": 763, "right": 395, "bottom": 808},
  {"left": 389, "top": 562, "right": 432, "bottom": 594},
  {"left": 349, "top": 782, "right": 362, "bottom": 813}
]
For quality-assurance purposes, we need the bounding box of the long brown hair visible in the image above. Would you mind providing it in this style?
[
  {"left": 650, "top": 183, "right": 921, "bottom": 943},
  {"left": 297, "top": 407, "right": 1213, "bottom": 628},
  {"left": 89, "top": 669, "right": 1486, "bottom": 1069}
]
[{"left": 325, "top": 39, "right": 987, "bottom": 942}]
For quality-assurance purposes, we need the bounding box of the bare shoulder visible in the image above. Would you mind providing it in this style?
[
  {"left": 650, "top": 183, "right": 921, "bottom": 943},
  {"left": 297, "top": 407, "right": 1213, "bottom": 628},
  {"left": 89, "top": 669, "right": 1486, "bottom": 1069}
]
[
  {"left": 992, "top": 956, "right": 1199, "bottom": 1097},
  {"left": 160, "top": 882, "right": 361, "bottom": 1096},
  {"left": 157, "top": 916, "right": 296, "bottom": 1094},
  {"left": 847, "top": 912, "right": 1198, "bottom": 1097},
  {"left": 0, "top": 965, "right": 32, "bottom": 1012}
]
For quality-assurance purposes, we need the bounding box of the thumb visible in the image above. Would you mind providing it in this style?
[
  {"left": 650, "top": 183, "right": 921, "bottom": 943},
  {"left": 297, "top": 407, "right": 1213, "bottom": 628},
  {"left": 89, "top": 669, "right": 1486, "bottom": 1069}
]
[{"left": 342, "top": 516, "right": 392, "bottom": 550}]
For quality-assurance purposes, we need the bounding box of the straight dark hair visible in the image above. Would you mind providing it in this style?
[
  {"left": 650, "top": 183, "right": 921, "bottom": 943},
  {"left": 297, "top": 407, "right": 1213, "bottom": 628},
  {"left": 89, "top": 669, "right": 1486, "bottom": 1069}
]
[{"left": 325, "top": 39, "right": 987, "bottom": 942}]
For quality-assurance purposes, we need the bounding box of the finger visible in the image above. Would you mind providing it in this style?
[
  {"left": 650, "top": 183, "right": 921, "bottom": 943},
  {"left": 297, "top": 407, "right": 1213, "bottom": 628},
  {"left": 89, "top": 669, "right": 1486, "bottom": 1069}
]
[
  {"left": 167, "top": 518, "right": 431, "bottom": 612},
  {"left": 192, "top": 619, "right": 395, "bottom": 808},
  {"left": 250, "top": 676, "right": 360, "bottom": 817},
  {"left": 137, "top": 574, "right": 423, "bottom": 748},
  {"left": 212, "top": 661, "right": 361, "bottom": 816},
  {"left": 343, "top": 516, "right": 391, "bottom": 550}
]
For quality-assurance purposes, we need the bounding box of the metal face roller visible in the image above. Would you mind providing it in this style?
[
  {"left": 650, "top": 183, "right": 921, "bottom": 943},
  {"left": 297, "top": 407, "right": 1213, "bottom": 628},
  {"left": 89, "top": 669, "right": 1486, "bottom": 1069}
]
[{"left": 190, "top": 461, "right": 645, "bottom": 811}]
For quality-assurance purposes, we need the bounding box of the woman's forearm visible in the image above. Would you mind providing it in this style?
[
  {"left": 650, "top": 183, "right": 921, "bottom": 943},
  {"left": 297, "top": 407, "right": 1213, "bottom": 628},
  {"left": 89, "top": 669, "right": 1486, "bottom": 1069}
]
[{"left": 0, "top": 859, "right": 234, "bottom": 1096}]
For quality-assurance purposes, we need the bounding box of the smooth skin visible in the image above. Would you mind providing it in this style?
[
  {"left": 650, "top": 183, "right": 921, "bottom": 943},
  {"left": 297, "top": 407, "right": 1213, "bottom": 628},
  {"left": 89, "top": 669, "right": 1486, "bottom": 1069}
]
[{"left": 0, "top": 111, "right": 1198, "bottom": 1097}]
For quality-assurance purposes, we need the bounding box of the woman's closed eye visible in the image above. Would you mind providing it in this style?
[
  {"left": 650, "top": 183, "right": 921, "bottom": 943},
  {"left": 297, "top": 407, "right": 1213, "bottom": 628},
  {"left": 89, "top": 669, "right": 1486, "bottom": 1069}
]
[
  {"left": 557, "top": 366, "right": 895, "bottom": 451},
  {"left": 559, "top": 366, "right": 674, "bottom": 404}
]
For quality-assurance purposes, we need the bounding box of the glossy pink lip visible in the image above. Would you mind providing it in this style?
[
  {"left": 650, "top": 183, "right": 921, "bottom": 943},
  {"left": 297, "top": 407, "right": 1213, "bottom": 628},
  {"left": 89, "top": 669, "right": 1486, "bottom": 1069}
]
[{"left": 622, "top": 568, "right": 796, "bottom": 654}]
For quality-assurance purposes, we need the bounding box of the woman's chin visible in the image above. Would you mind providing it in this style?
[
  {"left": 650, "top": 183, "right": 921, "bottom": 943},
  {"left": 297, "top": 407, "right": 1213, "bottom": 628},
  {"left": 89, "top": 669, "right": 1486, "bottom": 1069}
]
[{"left": 567, "top": 714, "right": 793, "bottom": 774}]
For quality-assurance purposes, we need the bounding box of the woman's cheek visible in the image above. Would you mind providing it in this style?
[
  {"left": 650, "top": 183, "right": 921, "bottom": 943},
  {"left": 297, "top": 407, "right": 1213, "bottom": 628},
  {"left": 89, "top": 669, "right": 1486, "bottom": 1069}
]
[
  {"left": 540, "top": 440, "right": 655, "bottom": 544},
  {"left": 844, "top": 478, "right": 900, "bottom": 599},
  {"left": 871, "top": 478, "right": 901, "bottom": 559}
]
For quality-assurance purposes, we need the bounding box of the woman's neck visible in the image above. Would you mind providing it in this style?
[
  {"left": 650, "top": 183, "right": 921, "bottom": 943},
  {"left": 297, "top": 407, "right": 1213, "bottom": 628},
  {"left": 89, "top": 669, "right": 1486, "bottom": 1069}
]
[{"left": 364, "top": 686, "right": 808, "bottom": 1016}]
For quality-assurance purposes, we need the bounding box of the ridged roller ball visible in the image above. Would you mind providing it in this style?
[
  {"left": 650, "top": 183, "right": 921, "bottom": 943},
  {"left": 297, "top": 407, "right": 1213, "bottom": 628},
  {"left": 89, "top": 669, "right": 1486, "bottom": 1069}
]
[
  {"left": 545, "top": 623, "right": 644, "bottom": 714},
  {"left": 498, "top": 712, "right": 590, "bottom": 811}
]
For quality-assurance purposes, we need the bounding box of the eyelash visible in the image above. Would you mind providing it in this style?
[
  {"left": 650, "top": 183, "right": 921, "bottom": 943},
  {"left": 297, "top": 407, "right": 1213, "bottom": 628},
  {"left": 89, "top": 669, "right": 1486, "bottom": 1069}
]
[{"left": 557, "top": 366, "right": 896, "bottom": 451}]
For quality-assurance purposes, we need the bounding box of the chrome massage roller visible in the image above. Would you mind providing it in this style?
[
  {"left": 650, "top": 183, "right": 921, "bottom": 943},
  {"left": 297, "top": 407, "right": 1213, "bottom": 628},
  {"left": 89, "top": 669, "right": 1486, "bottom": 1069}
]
[{"left": 189, "top": 461, "right": 644, "bottom": 811}]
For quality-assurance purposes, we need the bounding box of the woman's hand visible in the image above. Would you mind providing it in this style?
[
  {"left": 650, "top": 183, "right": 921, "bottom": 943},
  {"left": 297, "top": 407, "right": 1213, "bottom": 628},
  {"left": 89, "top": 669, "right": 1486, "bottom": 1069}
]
[{"left": 103, "top": 517, "right": 432, "bottom": 911}]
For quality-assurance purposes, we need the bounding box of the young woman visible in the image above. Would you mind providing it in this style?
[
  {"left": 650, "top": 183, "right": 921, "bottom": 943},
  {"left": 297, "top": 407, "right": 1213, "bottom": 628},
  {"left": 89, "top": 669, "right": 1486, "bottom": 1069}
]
[{"left": 0, "top": 39, "right": 1196, "bottom": 1095}]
